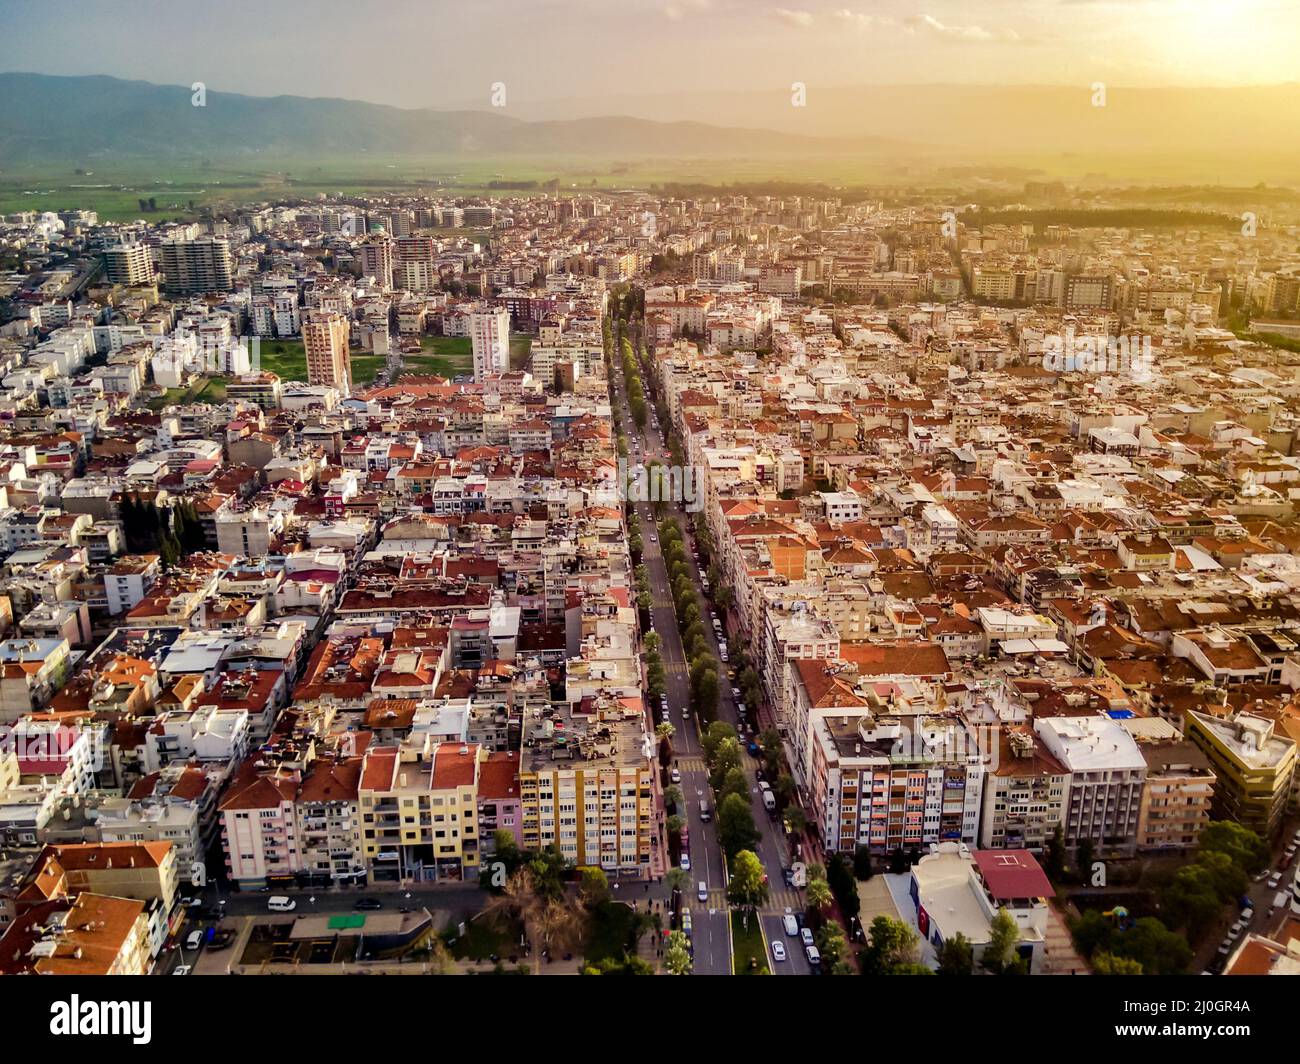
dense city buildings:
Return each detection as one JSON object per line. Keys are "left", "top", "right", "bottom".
{"left": 1, "top": 164, "right": 1299, "bottom": 990}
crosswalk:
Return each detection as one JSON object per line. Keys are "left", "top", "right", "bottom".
{"left": 765, "top": 888, "right": 805, "bottom": 912}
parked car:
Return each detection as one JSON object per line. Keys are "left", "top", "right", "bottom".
{"left": 184, "top": 929, "right": 205, "bottom": 951}
{"left": 353, "top": 897, "right": 383, "bottom": 911}
{"left": 172, "top": 965, "right": 192, "bottom": 976}
{"left": 208, "top": 929, "right": 235, "bottom": 951}
{"left": 782, "top": 911, "right": 798, "bottom": 936}
{"left": 805, "top": 945, "right": 821, "bottom": 967}
{"left": 771, "top": 941, "right": 786, "bottom": 962}
{"left": 680, "top": 854, "right": 691, "bottom": 871}
{"left": 800, "top": 927, "right": 815, "bottom": 948}
{"left": 670, "top": 767, "right": 681, "bottom": 784}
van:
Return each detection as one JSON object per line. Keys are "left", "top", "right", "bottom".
{"left": 267, "top": 895, "right": 297, "bottom": 912}
{"left": 184, "top": 929, "right": 204, "bottom": 951}
{"left": 699, "top": 798, "right": 711, "bottom": 822}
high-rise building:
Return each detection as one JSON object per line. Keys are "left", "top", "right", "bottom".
{"left": 303, "top": 310, "right": 352, "bottom": 393}
{"left": 158, "top": 236, "right": 234, "bottom": 294}
{"left": 102, "top": 242, "right": 154, "bottom": 286}
{"left": 470, "top": 304, "right": 510, "bottom": 380}
{"left": 357, "top": 235, "right": 394, "bottom": 289}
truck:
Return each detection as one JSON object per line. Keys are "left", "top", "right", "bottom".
{"left": 760, "top": 782, "right": 776, "bottom": 812}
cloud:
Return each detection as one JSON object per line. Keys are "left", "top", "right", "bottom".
{"left": 834, "top": 9, "right": 901, "bottom": 30}
{"left": 772, "top": 7, "right": 815, "bottom": 28}
{"left": 663, "top": 0, "right": 710, "bottom": 21}
{"left": 904, "top": 13, "right": 1022, "bottom": 42}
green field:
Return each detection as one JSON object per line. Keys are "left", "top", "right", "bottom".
{"left": 255, "top": 339, "right": 307, "bottom": 380}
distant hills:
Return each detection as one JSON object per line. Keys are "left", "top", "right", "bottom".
{"left": 0, "top": 72, "right": 902, "bottom": 165}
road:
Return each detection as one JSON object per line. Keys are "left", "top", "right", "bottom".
{"left": 613, "top": 324, "right": 809, "bottom": 975}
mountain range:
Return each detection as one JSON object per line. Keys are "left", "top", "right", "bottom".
{"left": 0, "top": 72, "right": 900, "bottom": 165}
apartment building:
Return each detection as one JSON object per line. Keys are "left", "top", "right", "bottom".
{"left": 1185, "top": 710, "right": 1297, "bottom": 839}
{"left": 810, "top": 710, "right": 986, "bottom": 855}
{"left": 158, "top": 236, "right": 233, "bottom": 295}
{"left": 303, "top": 310, "right": 352, "bottom": 393}
{"left": 359, "top": 740, "right": 483, "bottom": 883}
{"left": 519, "top": 697, "right": 658, "bottom": 875}
{"left": 470, "top": 304, "right": 510, "bottom": 381}
{"left": 1034, "top": 715, "right": 1147, "bottom": 857}
{"left": 979, "top": 729, "right": 1069, "bottom": 853}
{"left": 102, "top": 242, "right": 155, "bottom": 286}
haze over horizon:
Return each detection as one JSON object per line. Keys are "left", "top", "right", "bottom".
{"left": 1, "top": 0, "right": 1298, "bottom": 117}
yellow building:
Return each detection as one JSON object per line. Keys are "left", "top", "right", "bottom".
{"left": 359, "top": 738, "right": 482, "bottom": 883}
{"left": 1186, "top": 710, "right": 1297, "bottom": 839}
{"left": 519, "top": 697, "right": 658, "bottom": 876}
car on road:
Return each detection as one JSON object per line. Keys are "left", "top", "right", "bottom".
{"left": 661, "top": 708, "right": 670, "bottom": 722}
{"left": 267, "top": 896, "right": 296, "bottom": 912}
{"left": 670, "top": 767, "right": 681, "bottom": 784}
{"left": 353, "top": 897, "right": 383, "bottom": 911}
{"left": 800, "top": 927, "right": 815, "bottom": 948}
{"left": 782, "top": 911, "right": 798, "bottom": 936}
{"left": 173, "top": 965, "right": 192, "bottom": 976}
{"left": 782, "top": 867, "right": 795, "bottom": 886}
{"left": 698, "top": 798, "right": 711, "bottom": 822}
{"left": 731, "top": 687, "right": 742, "bottom": 699}
{"left": 180, "top": 896, "right": 201, "bottom": 908}
{"left": 184, "top": 929, "right": 205, "bottom": 951}
{"left": 680, "top": 854, "right": 691, "bottom": 871}
{"left": 805, "top": 945, "right": 821, "bottom": 967}
{"left": 208, "top": 929, "right": 235, "bottom": 951}
{"left": 771, "top": 941, "right": 786, "bottom": 962}
{"left": 698, "top": 881, "right": 708, "bottom": 902}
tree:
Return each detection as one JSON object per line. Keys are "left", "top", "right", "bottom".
{"left": 816, "top": 922, "right": 848, "bottom": 967}
{"left": 937, "top": 932, "right": 974, "bottom": 975}
{"left": 982, "top": 908, "right": 1022, "bottom": 975}
{"left": 826, "top": 853, "right": 860, "bottom": 919}
{"left": 805, "top": 876, "right": 833, "bottom": 917}
{"left": 664, "top": 930, "right": 693, "bottom": 975}
{"left": 727, "top": 850, "right": 769, "bottom": 922}
{"left": 663, "top": 867, "right": 691, "bottom": 898}
{"left": 716, "top": 792, "right": 759, "bottom": 858}
{"left": 578, "top": 867, "right": 611, "bottom": 908}
{"left": 1045, "top": 823, "right": 1067, "bottom": 882}
{"left": 1198, "top": 821, "right": 1269, "bottom": 875}
{"left": 861, "top": 915, "right": 923, "bottom": 975}
{"left": 1092, "top": 951, "right": 1144, "bottom": 975}
{"left": 852, "top": 844, "right": 874, "bottom": 882}
{"left": 1075, "top": 838, "right": 1096, "bottom": 884}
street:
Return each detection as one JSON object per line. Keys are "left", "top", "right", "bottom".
{"left": 614, "top": 330, "right": 809, "bottom": 975}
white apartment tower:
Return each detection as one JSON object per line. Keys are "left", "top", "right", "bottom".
{"left": 470, "top": 304, "right": 510, "bottom": 381}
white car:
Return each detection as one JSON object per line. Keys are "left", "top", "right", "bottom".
{"left": 680, "top": 854, "right": 691, "bottom": 871}
{"left": 771, "top": 941, "right": 786, "bottom": 962}
{"left": 782, "top": 911, "right": 799, "bottom": 936}
{"left": 800, "top": 927, "right": 814, "bottom": 948}
{"left": 670, "top": 767, "right": 681, "bottom": 783}
{"left": 698, "top": 881, "right": 708, "bottom": 902}
{"left": 172, "top": 965, "right": 193, "bottom": 976}
{"left": 661, "top": 708, "right": 670, "bottom": 722}
{"left": 1269, "top": 873, "right": 1283, "bottom": 889}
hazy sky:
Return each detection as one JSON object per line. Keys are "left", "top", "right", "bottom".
{"left": 1, "top": 0, "right": 1296, "bottom": 108}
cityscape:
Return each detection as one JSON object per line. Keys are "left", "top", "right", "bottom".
{"left": 0, "top": 1, "right": 1296, "bottom": 1025}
